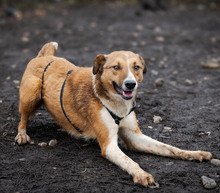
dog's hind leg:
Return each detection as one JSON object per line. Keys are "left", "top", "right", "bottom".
{"left": 15, "top": 76, "right": 42, "bottom": 144}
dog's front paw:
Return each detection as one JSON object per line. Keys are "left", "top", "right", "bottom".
{"left": 193, "top": 151, "right": 212, "bottom": 162}
{"left": 15, "top": 130, "right": 31, "bottom": 145}
{"left": 183, "top": 150, "right": 212, "bottom": 161}
{"left": 133, "top": 171, "right": 155, "bottom": 187}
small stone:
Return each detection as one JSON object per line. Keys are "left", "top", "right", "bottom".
{"left": 30, "top": 140, "right": 35, "bottom": 145}
{"left": 172, "top": 70, "right": 178, "bottom": 75}
{"left": 3, "top": 132, "right": 7, "bottom": 136}
{"left": 201, "top": 176, "right": 217, "bottom": 189}
{"left": 136, "top": 24, "right": 144, "bottom": 31}
{"left": 38, "top": 142, "right": 47, "bottom": 147}
{"left": 0, "top": 100, "right": 2, "bottom": 104}
{"left": 155, "top": 36, "right": 165, "bottom": 42}
{"left": 13, "top": 80, "right": 20, "bottom": 84}
{"left": 6, "top": 76, "right": 11, "bottom": 81}
{"left": 132, "top": 32, "right": 139, "bottom": 38}
{"left": 164, "top": 127, "right": 172, "bottom": 131}
{"left": 107, "top": 26, "right": 114, "bottom": 31}
{"left": 201, "top": 59, "right": 219, "bottom": 69}
{"left": 153, "top": 116, "right": 162, "bottom": 124}
{"left": 90, "top": 21, "right": 97, "bottom": 28}
{"left": 154, "top": 27, "right": 161, "bottom": 33}
{"left": 151, "top": 57, "right": 156, "bottom": 62}
{"left": 140, "top": 41, "right": 147, "bottom": 46}
{"left": 19, "top": 158, "right": 26, "bottom": 161}
{"left": 155, "top": 78, "right": 164, "bottom": 87}
{"left": 148, "top": 126, "right": 153, "bottom": 129}
{"left": 170, "top": 81, "right": 177, "bottom": 86}
{"left": 49, "top": 139, "right": 58, "bottom": 146}
{"left": 185, "top": 79, "right": 193, "bottom": 85}
{"left": 21, "top": 36, "right": 30, "bottom": 43}
{"left": 210, "top": 37, "right": 216, "bottom": 43}
{"left": 151, "top": 70, "right": 158, "bottom": 76}
{"left": 210, "top": 159, "right": 220, "bottom": 166}
{"left": 11, "top": 64, "right": 16, "bottom": 69}
{"left": 131, "top": 42, "right": 138, "bottom": 47}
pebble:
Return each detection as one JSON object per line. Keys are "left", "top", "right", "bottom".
{"left": 210, "top": 37, "right": 216, "bottom": 43}
{"left": 201, "top": 59, "right": 219, "bottom": 69}
{"left": 38, "top": 142, "right": 47, "bottom": 147}
{"left": 148, "top": 126, "right": 153, "bottom": 129}
{"left": 11, "top": 64, "right": 16, "bottom": 69}
{"left": 185, "top": 79, "right": 193, "bottom": 85}
{"left": 201, "top": 176, "right": 217, "bottom": 189}
{"left": 151, "top": 70, "right": 159, "bottom": 76}
{"left": 210, "top": 159, "right": 220, "bottom": 166}
{"left": 154, "top": 26, "right": 161, "bottom": 33}
{"left": 21, "top": 36, "right": 30, "bottom": 43}
{"left": 13, "top": 80, "right": 20, "bottom": 84}
{"left": 6, "top": 76, "right": 11, "bottom": 81}
{"left": 153, "top": 116, "right": 162, "bottom": 124}
{"left": 90, "top": 21, "right": 97, "bottom": 28}
{"left": 140, "top": 41, "right": 147, "bottom": 46}
{"left": 164, "top": 127, "right": 172, "bottom": 131}
{"left": 155, "top": 78, "right": 164, "bottom": 87}
{"left": 0, "top": 100, "right": 2, "bottom": 104}
{"left": 155, "top": 36, "right": 165, "bottom": 42}
{"left": 30, "top": 140, "right": 35, "bottom": 145}
{"left": 136, "top": 24, "right": 144, "bottom": 31}
{"left": 49, "top": 139, "right": 58, "bottom": 146}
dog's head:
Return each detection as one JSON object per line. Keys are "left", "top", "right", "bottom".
{"left": 93, "top": 51, "right": 146, "bottom": 100}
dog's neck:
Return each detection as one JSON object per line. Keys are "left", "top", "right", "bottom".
{"left": 92, "top": 73, "right": 136, "bottom": 117}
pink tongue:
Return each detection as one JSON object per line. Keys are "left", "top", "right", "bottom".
{"left": 123, "top": 91, "right": 133, "bottom": 97}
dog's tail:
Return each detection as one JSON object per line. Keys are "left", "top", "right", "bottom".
{"left": 36, "top": 42, "right": 58, "bottom": 57}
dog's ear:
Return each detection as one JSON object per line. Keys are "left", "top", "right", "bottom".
{"left": 138, "top": 54, "right": 147, "bottom": 74}
{"left": 93, "top": 54, "right": 106, "bottom": 75}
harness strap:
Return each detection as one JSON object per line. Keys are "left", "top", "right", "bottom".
{"left": 105, "top": 101, "right": 136, "bottom": 125}
{"left": 60, "top": 70, "right": 82, "bottom": 134}
{"left": 41, "top": 60, "right": 54, "bottom": 97}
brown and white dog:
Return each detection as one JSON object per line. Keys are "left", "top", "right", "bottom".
{"left": 16, "top": 42, "right": 212, "bottom": 187}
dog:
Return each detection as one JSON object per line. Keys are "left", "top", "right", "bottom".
{"left": 15, "top": 42, "right": 212, "bottom": 187}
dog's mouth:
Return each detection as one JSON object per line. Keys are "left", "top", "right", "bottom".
{"left": 113, "top": 82, "right": 133, "bottom": 100}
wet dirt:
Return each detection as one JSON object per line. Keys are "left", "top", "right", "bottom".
{"left": 0, "top": 3, "right": 220, "bottom": 193}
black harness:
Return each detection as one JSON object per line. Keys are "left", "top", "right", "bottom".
{"left": 60, "top": 70, "right": 82, "bottom": 134}
{"left": 41, "top": 61, "right": 136, "bottom": 133}
{"left": 41, "top": 61, "right": 82, "bottom": 134}
{"left": 105, "top": 102, "right": 136, "bottom": 125}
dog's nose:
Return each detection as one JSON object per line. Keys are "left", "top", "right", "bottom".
{"left": 125, "top": 80, "right": 136, "bottom": 90}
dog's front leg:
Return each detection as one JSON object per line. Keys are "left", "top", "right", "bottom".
{"left": 119, "top": 113, "right": 212, "bottom": 161}
{"left": 95, "top": 108, "right": 155, "bottom": 187}
{"left": 104, "top": 138, "right": 155, "bottom": 187}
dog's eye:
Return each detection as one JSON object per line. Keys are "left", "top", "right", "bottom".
{"left": 113, "top": 65, "right": 120, "bottom": 71}
{"left": 134, "top": 65, "right": 140, "bottom": 71}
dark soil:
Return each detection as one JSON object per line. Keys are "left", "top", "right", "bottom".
{"left": 0, "top": 3, "right": 220, "bottom": 193}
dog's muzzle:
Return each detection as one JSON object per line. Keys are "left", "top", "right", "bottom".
{"left": 113, "top": 80, "right": 137, "bottom": 100}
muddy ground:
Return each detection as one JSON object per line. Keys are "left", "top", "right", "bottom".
{"left": 0, "top": 2, "right": 220, "bottom": 193}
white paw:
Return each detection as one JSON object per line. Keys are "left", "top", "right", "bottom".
{"left": 194, "top": 151, "right": 212, "bottom": 162}
{"left": 133, "top": 171, "right": 155, "bottom": 187}
{"left": 15, "top": 130, "right": 31, "bottom": 145}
